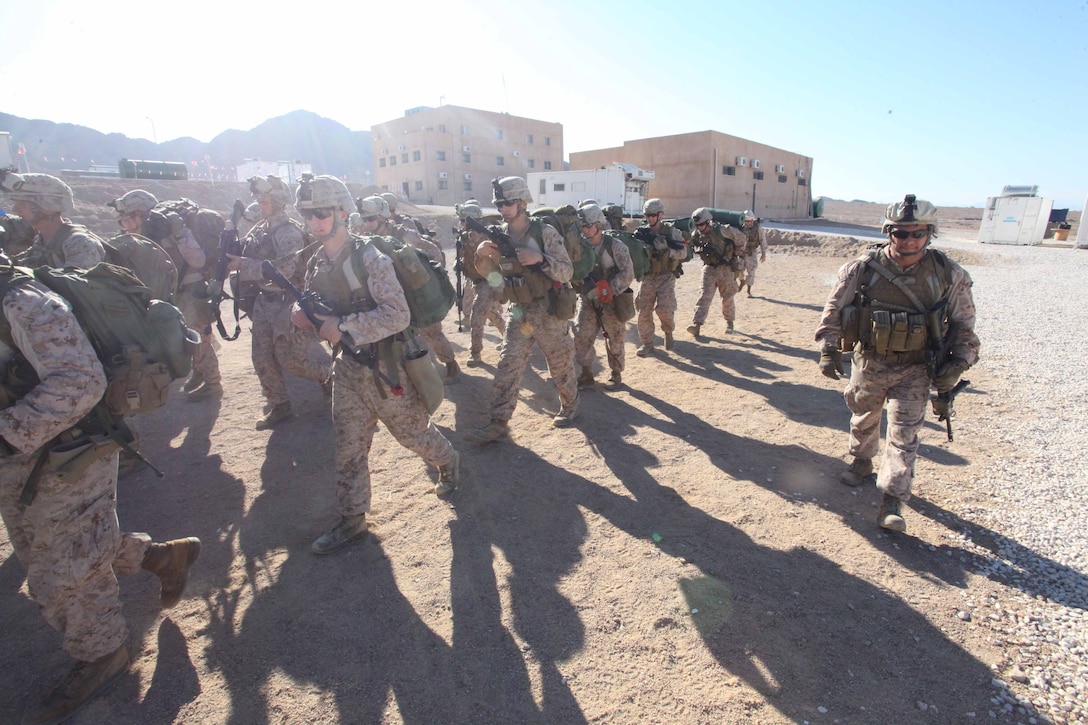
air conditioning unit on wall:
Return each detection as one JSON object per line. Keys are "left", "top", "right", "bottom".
{"left": 775, "top": 164, "right": 786, "bottom": 173}
{"left": 397, "top": 145, "right": 405, "bottom": 152}
{"left": 736, "top": 156, "right": 748, "bottom": 167}
{"left": 512, "top": 150, "right": 520, "bottom": 157}
{"left": 752, "top": 160, "right": 761, "bottom": 169}
{"left": 462, "top": 145, "right": 471, "bottom": 152}
{"left": 438, "top": 172, "right": 448, "bottom": 179}
{"left": 796, "top": 169, "right": 805, "bottom": 178}
{"left": 464, "top": 173, "right": 472, "bottom": 180}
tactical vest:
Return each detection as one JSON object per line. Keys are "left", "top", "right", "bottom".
{"left": 641, "top": 221, "right": 683, "bottom": 275}
{"left": 39, "top": 223, "right": 83, "bottom": 267}
{"left": 0, "top": 272, "right": 42, "bottom": 410}
{"left": 494, "top": 219, "right": 553, "bottom": 305}
{"left": 743, "top": 225, "right": 762, "bottom": 254}
{"left": 843, "top": 246, "right": 953, "bottom": 363}
{"left": 245, "top": 218, "right": 309, "bottom": 291}
{"left": 458, "top": 231, "right": 486, "bottom": 282}
{"left": 304, "top": 242, "right": 370, "bottom": 318}
{"left": 693, "top": 225, "right": 734, "bottom": 267}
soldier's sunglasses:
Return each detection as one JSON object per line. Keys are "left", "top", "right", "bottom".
{"left": 300, "top": 207, "right": 334, "bottom": 220}
{"left": 890, "top": 229, "right": 929, "bottom": 240}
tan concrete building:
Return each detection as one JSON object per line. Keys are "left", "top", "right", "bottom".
{"left": 570, "top": 130, "right": 814, "bottom": 220}
{"left": 371, "top": 105, "right": 564, "bottom": 206}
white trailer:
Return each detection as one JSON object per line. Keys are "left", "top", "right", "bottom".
{"left": 0, "top": 132, "right": 14, "bottom": 169}
{"left": 978, "top": 185, "right": 1052, "bottom": 245}
{"left": 235, "top": 159, "right": 312, "bottom": 185}
{"left": 528, "top": 163, "right": 653, "bottom": 216}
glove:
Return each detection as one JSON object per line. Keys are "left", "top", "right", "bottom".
{"left": 931, "top": 395, "right": 951, "bottom": 420}
{"left": 819, "top": 347, "right": 844, "bottom": 380}
{"left": 933, "top": 357, "right": 969, "bottom": 391}
{"left": 585, "top": 287, "right": 599, "bottom": 301}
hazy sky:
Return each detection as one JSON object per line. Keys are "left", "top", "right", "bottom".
{"left": 3, "top": 0, "right": 1085, "bottom": 207}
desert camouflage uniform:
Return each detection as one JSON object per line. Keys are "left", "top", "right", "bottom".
{"left": 815, "top": 245, "right": 980, "bottom": 501}
{"left": 239, "top": 211, "right": 330, "bottom": 407}
{"left": 575, "top": 234, "right": 635, "bottom": 376}
{"left": 143, "top": 213, "right": 222, "bottom": 387}
{"left": 461, "top": 228, "right": 506, "bottom": 357}
{"left": 486, "top": 221, "right": 578, "bottom": 422}
{"left": 305, "top": 241, "right": 455, "bottom": 516}
{"left": 0, "top": 277, "right": 152, "bottom": 662}
{"left": 691, "top": 223, "right": 744, "bottom": 326}
{"left": 377, "top": 220, "right": 457, "bottom": 366}
{"left": 741, "top": 221, "right": 767, "bottom": 287}
{"left": 16, "top": 222, "right": 106, "bottom": 269}
{"left": 635, "top": 221, "right": 687, "bottom": 347}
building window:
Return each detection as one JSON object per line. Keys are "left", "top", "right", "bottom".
{"left": 553, "top": 183, "right": 565, "bottom": 192}
{"left": 379, "top": 158, "right": 387, "bottom": 168}
{"left": 753, "top": 171, "right": 764, "bottom": 181}
{"left": 539, "top": 179, "right": 546, "bottom": 195}
{"left": 463, "top": 181, "right": 472, "bottom": 191}
{"left": 415, "top": 181, "right": 423, "bottom": 191}
{"left": 544, "top": 137, "right": 551, "bottom": 146}
{"left": 496, "top": 129, "right": 503, "bottom": 140}
{"left": 390, "top": 157, "right": 396, "bottom": 166}
{"left": 438, "top": 180, "right": 448, "bottom": 190}
{"left": 526, "top": 133, "right": 534, "bottom": 143}
{"left": 798, "top": 178, "right": 808, "bottom": 186}
{"left": 438, "top": 124, "right": 446, "bottom": 133}
{"left": 544, "top": 161, "right": 552, "bottom": 170}
{"left": 401, "top": 153, "right": 409, "bottom": 164}
{"left": 723, "top": 165, "right": 736, "bottom": 176}
{"left": 412, "top": 150, "right": 421, "bottom": 162}
{"left": 460, "top": 125, "right": 469, "bottom": 135}
{"left": 778, "top": 174, "right": 788, "bottom": 183}
{"left": 496, "top": 156, "right": 504, "bottom": 166}
{"left": 462, "top": 153, "right": 471, "bottom": 163}
{"left": 436, "top": 150, "right": 446, "bottom": 161}
{"left": 527, "top": 159, "right": 535, "bottom": 169}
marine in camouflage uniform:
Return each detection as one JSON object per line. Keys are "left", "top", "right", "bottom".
{"left": 573, "top": 204, "right": 635, "bottom": 390}
{"left": 471, "top": 177, "right": 579, "bottom": 442}
{"left": 0, "top": 253, "right": 200, "bottom": 724}
{"left": 357, "top": 195, "right": 460, "bottom": 382}
{"left": 292, "top": 176, "right": 460, "bottom": 555}
{"left": 0, "top": 213, "right": 36, "bottom": 258}
{"left": 634, "top": 198, "right": 688, "bottom": 356}
{"left": 3, "top": 173, "right": 106, "bottom": 269}
{"left": 108, "top": 189, "right": 223, "bottom": 398}
{"left": 815, "top": 195, "right": 980, "bottom": 532}
{"left": 739, "top": 214, "right": 767, "bottom": 296}
{"left": 455, "top": 202, "right": 505, "bottom": 367}
{"left": 230, "top": 175, "right": 332, "bottom": 429}
{"left": 686, "top": 207, "right": 745, "bottom": 338}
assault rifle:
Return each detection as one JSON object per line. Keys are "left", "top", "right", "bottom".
{"left": 260, "top": 260, "right": 403, "bottom": 395}
{"left": 634, "top": 224, "right": 686, "bottom": 251}
{"left": 463, "top": 215, "right": 541, "bottom": 286}
{"left": 205, "top": 199, "right": 246, "bottom": 341}
{"left": 932, "top": 378, "right": 970, "bottom": 442}
{"left": 452, "top": 225, "right": 464, "bottom": 332}
{"left": 924, "top": 300, "right": 951, "bottom": 380}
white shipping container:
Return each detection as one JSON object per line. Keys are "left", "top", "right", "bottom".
{"left": 527, "top": 163, "right": 654, "bottom": 217}
{"left": 978, "top": 193, "right": 1052, "bottom": 245}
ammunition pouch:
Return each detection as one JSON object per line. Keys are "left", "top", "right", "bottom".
{"left": 610, "top": 289, "right": 636, "bottom": 322}
{"left": 403, "top": 346, "right": 444, "bottom": 415}
{"left": 43, "top": 433, "right": 122, "bottom": 483}
{"left": 547, "top": 283, "right": 578, "bottom": 320}
{"left": 866, "top": 310, "right": 929, "bottom": 362}
{"left": 839, "top": 305, "right": 860, "bottom": 351}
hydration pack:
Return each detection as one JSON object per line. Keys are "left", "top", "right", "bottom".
{"left": 352, "top": 235, "right": 456, "bottom": 329}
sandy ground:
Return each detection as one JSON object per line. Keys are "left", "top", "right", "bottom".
{"left": 0, "top": 181, "right": 1075, "bottom": 723}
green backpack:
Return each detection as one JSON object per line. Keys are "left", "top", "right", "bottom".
{"left": 103, "top": 232, "right": 179, "bottom": 303}
{"left": 530, "top": 206, "right": 597, "bottom": 283}
{"left": 11, "top": 263, "right": 198, "bottom": 416}
{"left": 603, "top": 229, "right": 651, "bottom": 281}
{"left": 351, "top": 235, "right": 456, "bottom": 329}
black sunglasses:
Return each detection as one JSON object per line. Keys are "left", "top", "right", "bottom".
{"left": 495, "top": 199, "right": 519, "bottom": 208}
{"left": 890, "top": 229, "right": 928, "bottom": 240}
{"left": 361, "top": 214, "right": 379, "bottom": 223}
{"left": 300, "top": 207, "right": 334, "bottom": 220}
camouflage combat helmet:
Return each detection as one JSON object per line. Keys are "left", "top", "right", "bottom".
{"left": 249, "top": 174, "right": 293, "bottom": 205}
{"left": 492, "top": 176, "right": 532, "bottom": 204}
{"left": 0, "top": 172, "right": 75, "bottom": 215}
{"left": 356, "top": 195, "right": 392, "bottom": 219}
{"left": 243, "top": 201, "right": 262, "bottom": 223}
{"left": 577, "top": 203, "right": 607, "bottom": 229}
{"left": 455, "top": 202, "right": 483, "bottom": 220}
{"left": 691, "top": 207, "right": 714, "bottom": 226}
{"left": 348, "top": 212, "right": 363, "bottom": 233}
{"left": 295, "top": 174, "right": 354, "bottom": 214}
{"left": 108, "top": 189, "right": 158, "bottom": 216}
{"left": 379, "top": 192, "right": 399, "bottom": 211}
{"left": 643, "top": 198, "right": 665, "bottom": 216}
{"left": 881, "top": 194, "right": 939, "bottom": 237}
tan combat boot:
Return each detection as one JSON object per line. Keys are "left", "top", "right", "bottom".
{"left": 664, "top": 332, "right": 674, "bottom": 350}
{"left": 187, "top": 381, "right": 223, "bottom": 401}
{"left": 839, "top": 457, "right": 874, "bottom": 487}
{"left": 577, "top": 369, "right": 595, "bottom": 389}
{"left": 605, "top": 371, "right": 623, "bottom": 391}
{"left": 182, "top": 374, "right": 204, "bottom": 394}
{"left": 311, "top": 514, "right": 368, "bottom": 555}
{"left": 435, "top": 450, "right": 462, "bottom": 498}
{"left": 444, "top": 360, "right": 461, "bottom": 383}
{"left": 470, "top": 419, "right": 510, "bottom": 443}
{"left": 23, "top": 645, "right": 130, "bottom": 725}
{"left": 878, "top": 494, "right": 907, "bottom": 532}
{"left": 635, "top": 343, "right": 655, "bottom": 357}
{"left": 726, "top": 321, "right": 735, "bottom": 334}
{"left": 255, "top": 401, "right": 292, "bottom": 430}
{"left": 465, "top": 351, "right": 483, "bottom": 368}
{"left": 553, "top": 402, "right": 580, "bottom": 428}
{"left": 686, "top": 323, "right": 701, "bottom": 338}
{"left": 141, "top": 537, "right": 202, "bottom": 608}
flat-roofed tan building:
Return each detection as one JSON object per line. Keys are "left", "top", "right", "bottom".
{"left": 371, "top": 105, "right": 564, "bottom": 207}
{"left": 570, "top": 130, "right": 813, "bottom": 219}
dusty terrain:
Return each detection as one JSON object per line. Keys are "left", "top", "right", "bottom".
{"left": 0, "top": 179, "right": 1076, "bottom": 723}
